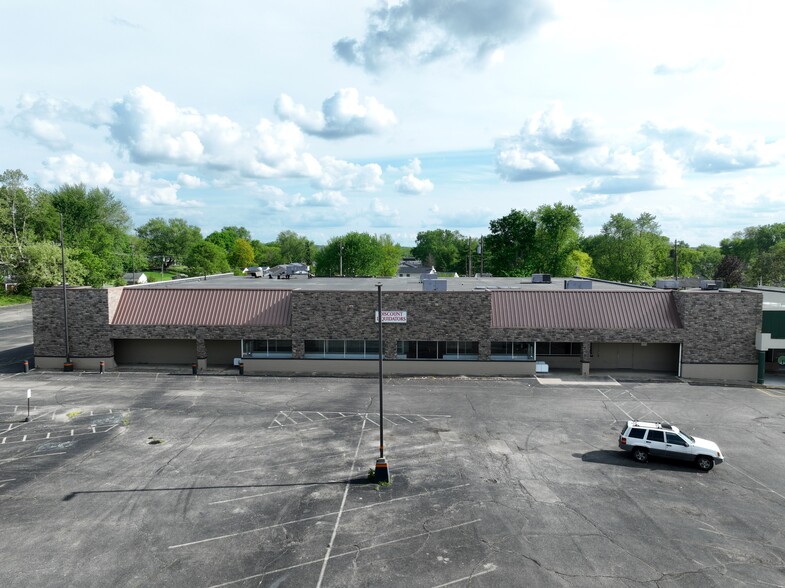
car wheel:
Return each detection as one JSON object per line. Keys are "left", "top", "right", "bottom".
{"left": 695, "top": 455, "right": 714, "bottom": 472}
{"left": 632, "top": 447, "right": 648, "bottom": 463}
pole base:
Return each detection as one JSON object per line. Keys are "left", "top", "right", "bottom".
{"left": 374, "top": 458, "right": 390, "bottom": 483}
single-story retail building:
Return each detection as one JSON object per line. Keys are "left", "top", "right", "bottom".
{"left": 32, "top": 275, "right": 763, "bottom": 381}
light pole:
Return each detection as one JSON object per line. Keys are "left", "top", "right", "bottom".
{"left": 59, "top": 213, "right": 72, "bottom": 371}
{"left": 374, "top": 283, "right": 390, "bottom": 483}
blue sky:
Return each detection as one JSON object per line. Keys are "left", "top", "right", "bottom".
{"left": 2, "top": 0, "right": 784, "bottom": 246}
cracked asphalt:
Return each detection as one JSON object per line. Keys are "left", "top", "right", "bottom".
{"left": 0, "top": 367, "right": 784, "bottom": 587}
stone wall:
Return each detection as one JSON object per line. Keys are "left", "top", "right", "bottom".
{"left": 32, "top": 287, "right": 113, "bottom": 358}
{"left": 674, "top": 290, "right": 760, "bottom": 365}
{"left": 291, "top": 290, "right": 491, "bottom": 359}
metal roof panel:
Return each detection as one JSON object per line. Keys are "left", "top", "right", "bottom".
{"left": 491, "top": 291, "right": 682, "bottom": 330}
{"left": 111, "top": 289, "right": 292, "bottom": 326}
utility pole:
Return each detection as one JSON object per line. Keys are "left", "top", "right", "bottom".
{"left": 467, "top": 238, "right": 472, "bottom": 277}
{"left": 373, "top": 283, "right": 390, "bottom": 483}
{"left": 59, "top": 213, "right": 72, "bottom": 371}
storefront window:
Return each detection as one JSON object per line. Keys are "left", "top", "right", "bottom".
{"left": 242, "top": 339, "right": 293, "bottom": 358}
{"left": 490, "top": 341, "right": 534, "bottom": 360}
{"left": 304, "top": 340, "right": 380, "bottom": 359}
{"left": 396, "top": 340, "right": 479, "bottom": 360}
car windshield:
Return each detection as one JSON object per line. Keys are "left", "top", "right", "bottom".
{"left": 682, "top": 433, "right": 695, "bottom": 442}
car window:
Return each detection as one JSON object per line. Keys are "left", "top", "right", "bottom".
{"left": 666, "top": 433, "right": 687, "bottom": 446}
{"left": 646, "top": 430, "right": 665, "bottom": 442}
{"left": 628, "top": 428, "right": 646, "bottom": 439}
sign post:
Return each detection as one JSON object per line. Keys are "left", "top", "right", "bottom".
{"left": 25, "top": 389, "right": 31, "bottom": 422}
{"left": 374, "top": 284, "right": 390, "bottom": 483}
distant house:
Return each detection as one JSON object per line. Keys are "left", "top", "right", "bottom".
{"left": 123, "top": 272, "right": 148, "bottom": 285}
{"left": 398, "top": 258, "right": 435, "bottom": 278}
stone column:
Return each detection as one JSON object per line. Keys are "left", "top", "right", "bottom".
{"left": 581, "top": 341, "right": 591, "bottom": 376}
{"left": 196, "top": 338, "right": 207, "bottom": 369}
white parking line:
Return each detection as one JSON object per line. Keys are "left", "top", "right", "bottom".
{"left": 209, "top": 487, "right": 298, "bottom": 505}
{"left": 207, "top": 519, "right": 482, "bottom": 588}
{"left": 431, "top": 564, "right": 497, "bottom": 588}
{"left": 168, "top": 483, "right": 471, "bottom": 550}
{"left": 315, "top": 415, "right": 368, "bottom": 588}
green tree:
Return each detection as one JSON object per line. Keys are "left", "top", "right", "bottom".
{"left": 33, "top": 184, "right": 131, "bottom": 287}
{"left": 484, "top": 209, "right": 537, "bottom": 276}
{"left": 692, "top": 245, "right": 723, "bottom": 279}
{"left": 229, "top": 239, "right": 255, "bottom": 269}
{"left": 136, "top": 217, "right": 203, "bottom": 271}
{"left": 206, "top": 226, "right": 253, "bottom": 254}
{"left": 252, "top": 240, "right": 282, "bottom": 267}
{"left": 533, "top": 202, "right": 582, "bottom": 275}
{"left": 411, "top": 229, "right": 466, "bottom": 273}
{"left": 0, "top": 169, "right": 39, "bottom": 281}
{"left": 16, "top": 242, "right": 87, "bottom": 293}
{"left": 314, "top": 232, "right": 400, "bottom": 276}
{"left": 750, "top": 241, "right": 785, "bottom": 285}
{"left": 583, "top": 213, "right": 664, "bottom": 283}
{"left": 565, "top": 249, "right": 594, "bottom": 277}
{"left": 184, "top": 241, "right": 230, "bottom": 276}
{"left": 277, "top": 230, "right": 314, "bottom": 263}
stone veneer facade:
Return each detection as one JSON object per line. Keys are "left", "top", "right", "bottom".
{"left": 32, "top": 286, "right": 762, "bottom": 381}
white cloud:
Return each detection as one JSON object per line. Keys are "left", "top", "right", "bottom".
{"left": 314, "top": 157, "right": 383, "bottom": 191}
{"left": 275, "top": 89, "right": 397, "bottom": 138}
{"left": 497, "top": 104, "right": 785, "bottom": 198}
{"left": 640, "top": 121, "right": 785, "bottom": 173}
{"left": 306, "top": 190, "right": 349, "bottom": 207}
{"left": 653, "top": 58, "right": 724, "bottom": 76}
{"left": 116, "top": 170, "right": 202, "bottom": 207}
{"left": 177, "top": 173, "right": 206, "bottom": 188}
{"left": 39, "top": 153, "right": 201, "bottom": 208}
{"left": 9, "top": 94, "right": 110, "bottom": 151}
{"left": 395, "top": 173, "right": 434, "bottom": 195}
{"left": 334, "top": 0, "right": 553, "bottom": 72}
{"left": 109, "top": 86, "right": 322, "bottom": 179}
{"left": 40, "top": 154, "right": 115, "bottom": 186}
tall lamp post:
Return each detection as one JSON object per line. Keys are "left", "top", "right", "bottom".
{"left": 59, "top": 213, "right": 72, "bottom": 371}
{"left": 374, "top": 283, "right": 390, "bottom": 482}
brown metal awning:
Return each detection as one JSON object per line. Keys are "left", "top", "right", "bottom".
{"left": 491, "top": 291, "right": 682, "bottom": 330}
{"left": 111, "top": 288, "right": 292, "bottom": 326}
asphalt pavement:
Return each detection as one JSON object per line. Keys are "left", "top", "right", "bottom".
{"left": 0, "top": 369, "right": 784, "bottom": 587}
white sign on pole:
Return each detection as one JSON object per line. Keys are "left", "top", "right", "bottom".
{"left": 375, "top": 310, "right": 407, "bottom": 323}
{"left": 27, "top": 389, "right": 31, "bottom": 399}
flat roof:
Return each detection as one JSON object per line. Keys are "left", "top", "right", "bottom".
{"left": 135, "top": 274, "right": 651, "bottom": 293}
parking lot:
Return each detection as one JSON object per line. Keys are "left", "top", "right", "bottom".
{"left": 0, "top": 369, "right": 784, "bottom": 587}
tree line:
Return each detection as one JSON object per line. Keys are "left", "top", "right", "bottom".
{"left": 2, "top": 168, "right": 783, "bottom": 293}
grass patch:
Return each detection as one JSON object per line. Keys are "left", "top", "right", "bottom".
{"left": 146, "top": 437, "right": 165, "bottom": 445}
{"left": 66, "top": 409, "right": 82, "bottom": 419}
{"left": 0, "top": 293, "right": 32, "bottom": 307}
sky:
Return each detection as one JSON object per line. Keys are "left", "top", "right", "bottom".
{"left": 2, "top": 0, "right": 785, "bottom": 247}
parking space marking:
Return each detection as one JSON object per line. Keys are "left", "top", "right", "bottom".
{"left": 597, "top": 388, "right": 668, "bottom": 423}
{"left": 168, "top": 483, "right": 471, "bottom": 550}
{"left": 207, "top": 519, "right": 482, "bottom": 588}
{"left": 208, "top": 487, "right": 298, "bottom": 505}
{"left": 0, "top": 423, "right": 118, "bottom": 445}
{"left": 315, "top": 414, "right": 368, "bottom": 588}
{"left": 727, "top": 463, "right": 785, "bottom": 503}
{"left": 537, "top": 376, "right": 620, "bottom": 386}
{"left": 432, "top": 563, "right": 497, "bottom": 588}
{"left": 269, "top": 410, "right": 451, "bottom": 428}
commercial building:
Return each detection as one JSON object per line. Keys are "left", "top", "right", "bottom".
{"left": 32, "top": 275, "right": 763, "bottom": 381}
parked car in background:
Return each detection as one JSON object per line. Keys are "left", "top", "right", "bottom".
{"left": 618, "top": 420, "right": 724, "bottom": 471}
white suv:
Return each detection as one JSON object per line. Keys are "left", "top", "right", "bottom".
{"left": 618, "top": 421, "right": 724, "bottom": 472}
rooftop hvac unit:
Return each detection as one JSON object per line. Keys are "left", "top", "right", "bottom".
{"left": 700, "top": 280, "right": 721, "bottom": 290}
{"left": 422, "top": 279, "right": 447, "bottom": 291}
{"left": 564, "top": 280, "right": 592, "bottom": 290}
{"left": 655, "top": 279, "right": 680, "bottom": 289}
{"left": 532, "top": 273, "right": 552, "bottom": 284}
